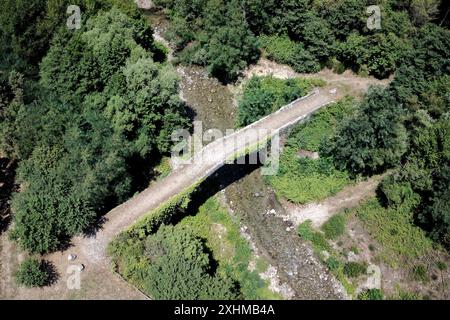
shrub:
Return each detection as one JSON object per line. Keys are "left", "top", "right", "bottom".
{"left": 436, "top": 261, "right": 447, "bottom": 271}
{"left": 15, "top": 258, "right": 48, "bottom": 287}
{"left": 343, "top": 261, "right": 367, "bottom": 278}
{"left": 326, "top": 257, "right": 341, "bottom": 271}
{"left": 297, "top": 220, "right": 331, "bottom": 252}
{"left": 259, "top": 35, "right": 321, "bottom": 73}
{"left": 268, "top": 151, "right": 350, "bottom": 204}
{"left": 355, "top": 198, "right": 433, "bottom": 267}
{"left": 322, "top": 214, "right": 346, "bottom": 239}
{"left": 411, "top": 265, "right": 429, "bottom": 283}
{"left": 237, "top": 76, "right": 318, "bottom": 127}
{"left": 358, "top": 289, "right": 383, "bottom": 300}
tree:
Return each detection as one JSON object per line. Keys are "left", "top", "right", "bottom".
{"left": 15, "top": 258, "right": 49, "bottom": 287}
{"left": 203, "top": 0, "right": 259, "bottom": 82}
{"left": 339, "top": 32, "right": 409, "bottom": 78}
{"left": 324, "top": 87, "right": 408, "bottom": 176}
{"left": 9, "top": 7, "right": 190, "bottom": 254}
{"left": 237, "top": 76, "right": 313, "bottom": 126}
{"left": 378, "top": 120, "right": 450, "bottom": 248}
{"left": 0, "top": 70, "right": 24, "bottom": 158}
{"left": 143, "top": 225, "right": 238, "bottom": 299}
{"left": 409, "top": 0, "right": 440, "bottom": 26}
{"left": 259, "top": 35, "right": 321, "bottom": 73}
{"left": 314, "top": 0, "right": 367, "bottom": 40}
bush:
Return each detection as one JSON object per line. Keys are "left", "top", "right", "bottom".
{"left": 268, "top": 150, "right": 350, "bottom": 204}
{"left": 268, "top": 98, "right": 353, "bottom": 204}
{"left": 343, "top": 261, "right": 367, "bottom": 278}
{"left": 297, "top": 220, "right": 331, "bottom": 252}
{"left": 111, "top": 224, "right": 239, "bottom": 300}
{"left": 324, "top": 87, "right": 408, "bottom": 177}
{"left": 259, "top": 35, "right": 321, "bottom": 73}
{"left": 436, "top": 261, "right": 447, "bottom": 271}
{"left": 358, "top": 289, "right": 383, "bottom": 300}
{"left": 237, "top": 76, "right": 318, "bottom": 127}
{"left": 411, "top": 265, "right": 429, "bottom": 283}
{"left": 322, "top": 214, "right": 346, "bottom": 239}
{"left": 326, "top": 257, "right": 341, "bottom": 271}
{"left": 15, "top": 258, "right": 49, "bottom": 287}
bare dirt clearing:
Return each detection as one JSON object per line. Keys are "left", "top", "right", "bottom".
{"left": 279, "top": 175, "right": 384, "bottom": 228}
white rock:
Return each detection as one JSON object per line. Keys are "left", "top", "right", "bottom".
{"left": 67, "top": 254, "right": 77, "bottom": 261}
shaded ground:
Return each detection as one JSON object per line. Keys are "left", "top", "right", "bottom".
{"left": 0, "top": 230, "right": 147, "bottom": 299}
{"left": 0, "top": 157, "right": 17, "bottom": 234}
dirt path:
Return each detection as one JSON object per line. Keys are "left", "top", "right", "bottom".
{"left": 243, "top": 57, "right": 392, "bottom": 101}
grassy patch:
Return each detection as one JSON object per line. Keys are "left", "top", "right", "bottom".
{"left": 343, "top": 261, "right": 368, "bottom": 278}
{"left": 268, "top": 148, "right": 350, "bottom": 204}
{"left": 411, "top": 265, "right": 430, "bottom": 283}
{"left": 297, "top": 220, "right": 331, "bottom": 252}
{"left": 355, "top": 198, "right": 434, "bottom": 267}
{"left": 358, "top": 288, "right": 383, "bottom": 300}
{"left": 286, "top": 97, "right": 356, "bottom": 152}
{"left": 153, "top": 156, "right": 171, "bottom": 180}
{"left": 322, "top": 214, "right": 346, "bottom": 240}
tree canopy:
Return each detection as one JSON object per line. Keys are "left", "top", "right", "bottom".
{"left": 2, "top": 4, "right": 189, "bottom": 253}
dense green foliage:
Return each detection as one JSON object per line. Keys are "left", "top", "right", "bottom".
{"left": 343, "top": 261, "right": 368, "bottom": 278}
{"left": 154, "top": 0, "right": 443, "bottom": 80}
{"left": 237, "top": 76, "right": 322, "bottom": 127}
{"left": 178, "top": 198, "right": 280, "bottom": 299}
{"left": 0, "top": 0, "right": 140, "bottom": 75}
{"left": 323, "top": 21, "right": 450, "bottom": 248}
{"left": 110, "top": 197, "right": 278, "bottom": 300}
{"left": 155, "top": 0, "right": 259, "bottom": 82}
{"left": 297, "top": 220, "right": 331, "bottom": 252}
{"left": 1, "top": 4, "right": 189, "bottom": 253}
{"left": 15, "top": 258, "right": 49, "bottom": 287}
{"left": 143, "top": 225, "right": 238, "bottom": 299}
{"left": 268, "top": 99, "right": 354, "bottom": 204}
{"left": 355, "top": 198, "right": 434, "bottom": 267}
{"left": 110, "top": 225, "right": 238, "bottom": 299}
{"left": 259, "top": 35, "right": 321, "bottom": 73}
{"left": 323, "top": 87, "right": 408, "bottom": 176}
